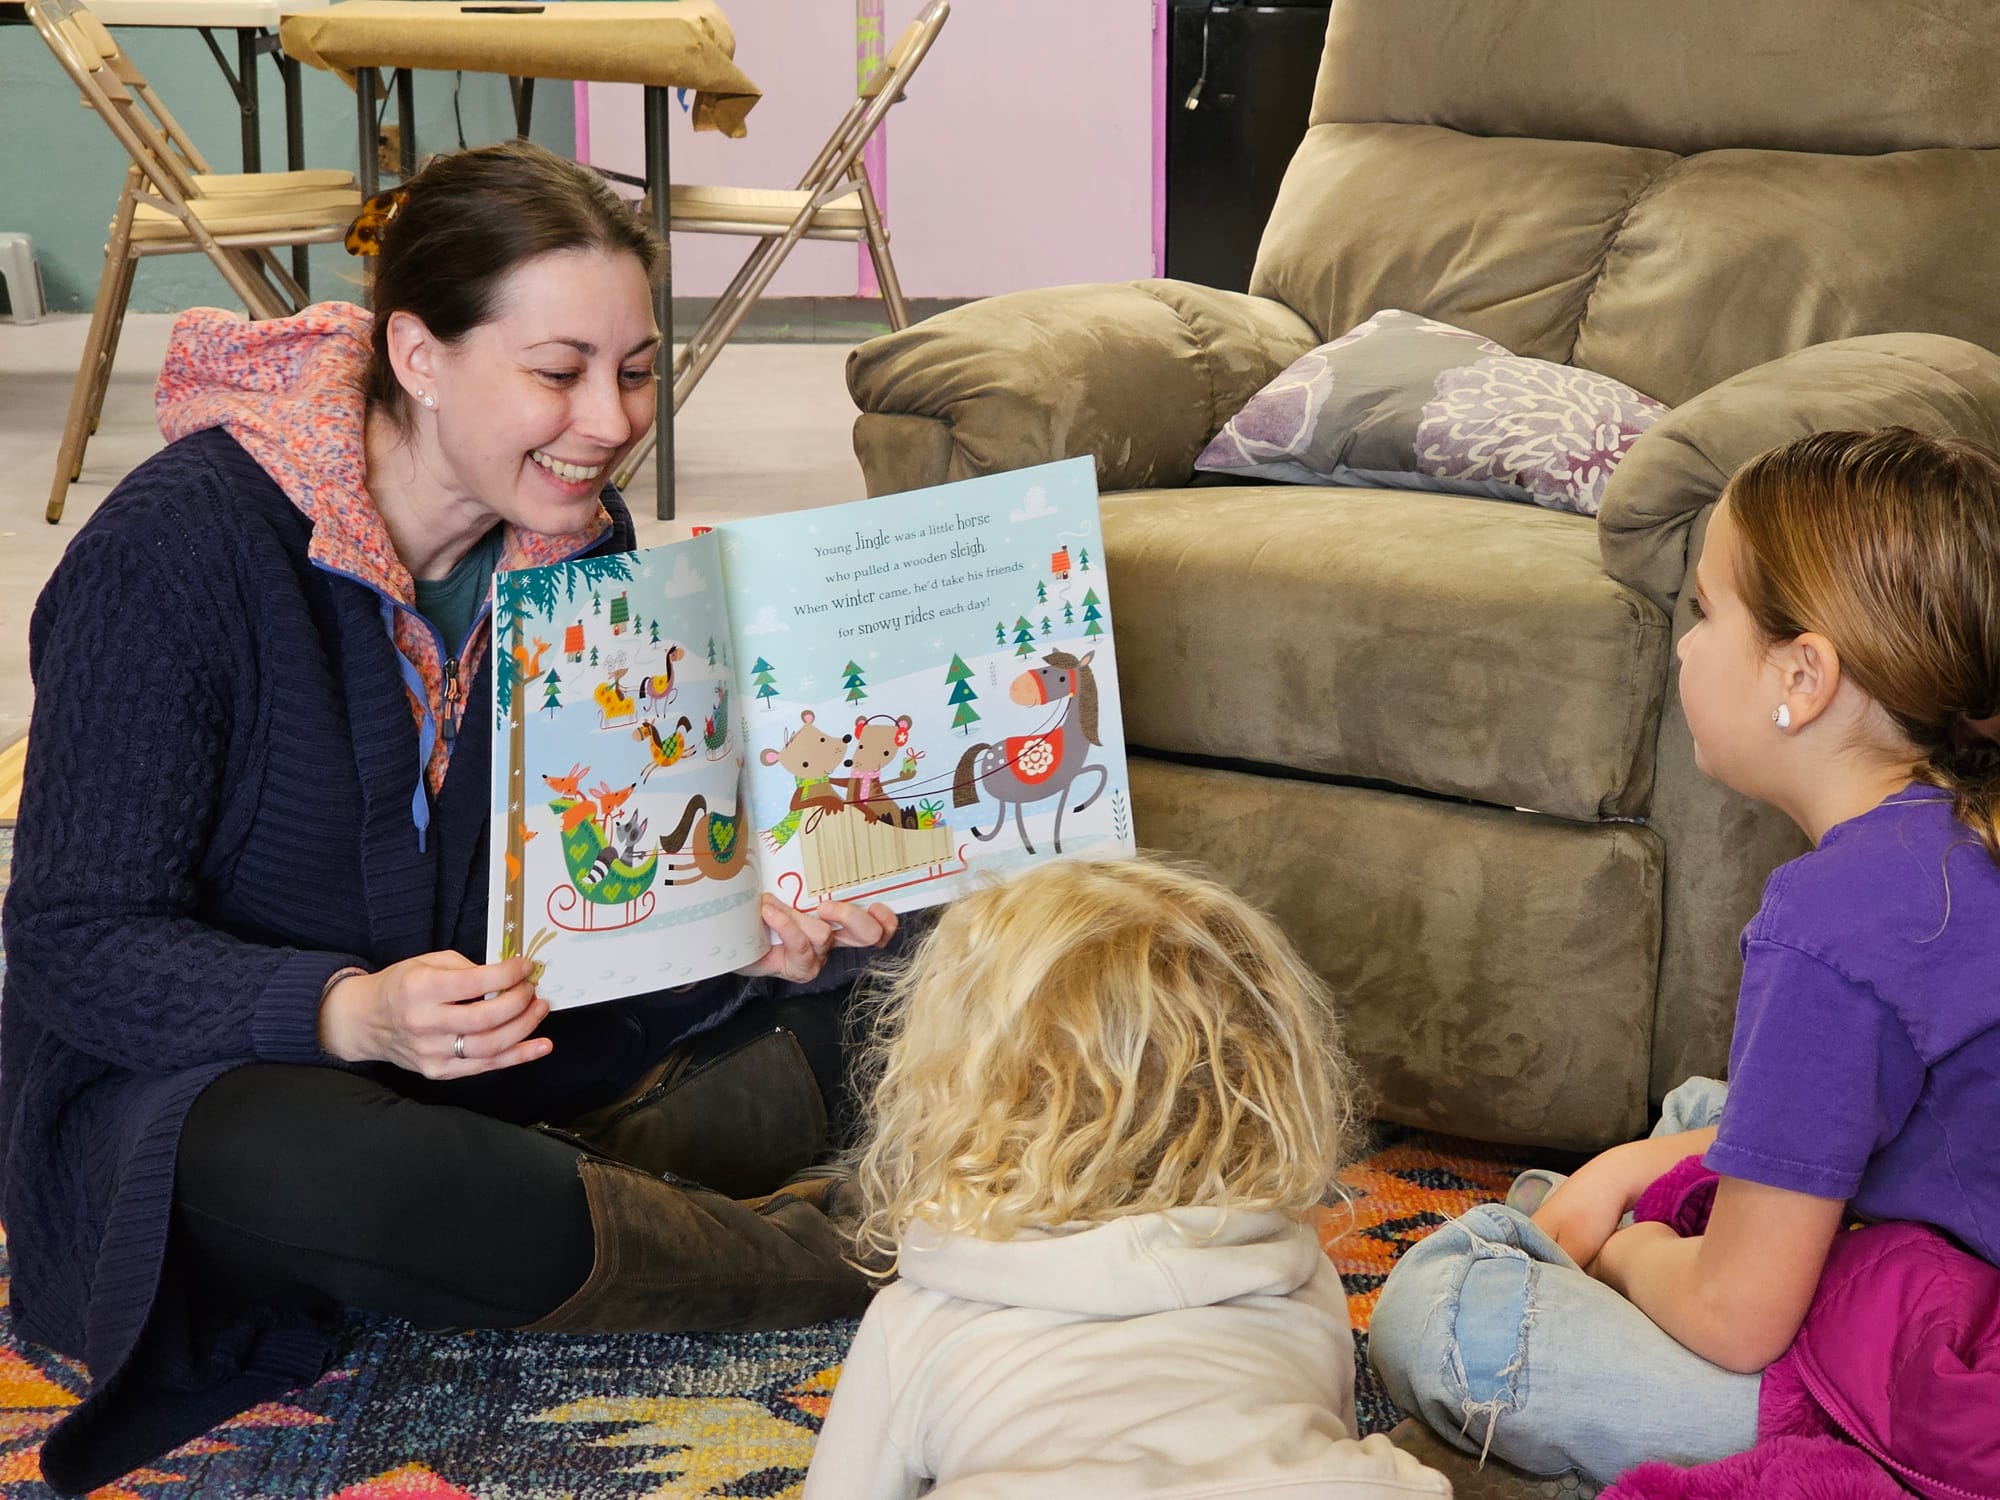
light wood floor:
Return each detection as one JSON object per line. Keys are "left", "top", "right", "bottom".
{"left": 0, "top": 735, "right": 23, "bottom": 824}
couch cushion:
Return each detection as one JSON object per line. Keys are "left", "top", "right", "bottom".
{"left": 1132, "top": 757, "right": 1661, "bottom": 1148}
{"left": 1104, "top": 484, "right": 1671, "bottom": 821}
{"left": 1308, "top": 0, "right": 2000, "bottom": 157}
{"left": 1252, "top": 124, "right": 1676, "bottom": 362}
{"left": 1573, "top": 147, "right": 2000, "bottom": 407}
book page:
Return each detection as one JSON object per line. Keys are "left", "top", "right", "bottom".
{"left": 486, "top": 533, "right": 767, "bottom": 1009}
{"left": 720, "top": 457, "right": 1135, "bottom": 914}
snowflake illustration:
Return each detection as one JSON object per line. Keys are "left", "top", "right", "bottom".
{"left": 1413, "top": 356, "right": 1667, "bottom": 516}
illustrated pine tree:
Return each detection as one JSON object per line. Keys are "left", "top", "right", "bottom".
{"left": 707, "top": 636, "right": 718, "bottom": 667}
{"left": 944, "top": 653, "right": 980, "bottom": 734}
{"left": 1063, "top": 600, "right": 1075, "bottom": 625}
{"left": 540, "top": 666, "right": 562, "bottom": 717}
{"left": 1041, "top": 616, "right": 1052, "bottom": 636}
{"left": 1013, "top": 616, "right": 1036, "bottom": 657}
{"left": 494, "top": 550, "right": 633, "bottom": 959}
{"left": 995, "top": 620, "right": 1006, "bottom": 646}
{"left": 592, "top": 592, "right": 602, "bottom": 615}
{"left": 1082, "top": 588, "right": 1104, "bottom": 639}
{"left": 843, "top": 660, "right": 868, "bottom": 704}
{"left": 752, "top": 656, "right": 780, "bottom": 709}
{"left": 1078, "top": 547, "right": 1091, "bottom": 572}
{"left": 1036, "top": 580, "right": 1047, "bottom": 604}
{"left": 590, "top": 645, "right": 599, "bottom": 667}
{"left": 649, "top": 619, "right": 661, "bottom": 646}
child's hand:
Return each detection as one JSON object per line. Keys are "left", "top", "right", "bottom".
{"left": 737, "top": 896, "right": 899, "bottom": 983}
{"left": 1531, "top": 1176, "right": 1629, "bottom": 1270}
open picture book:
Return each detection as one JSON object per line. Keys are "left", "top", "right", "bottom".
{"left": 485, "top": 457, "right": 1135, "bottom": 1007}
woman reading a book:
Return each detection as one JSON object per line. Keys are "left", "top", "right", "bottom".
{"left": 2, "top": 141, "right": 899, "bottom": 1495}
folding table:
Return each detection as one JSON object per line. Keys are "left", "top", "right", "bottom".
{"left": 280, "top": 0, "right": 762, "bottom": 520}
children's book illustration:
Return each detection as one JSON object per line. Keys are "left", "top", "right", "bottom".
{"left": 487, "top": 457, "right": 1134, "bottom": 1008}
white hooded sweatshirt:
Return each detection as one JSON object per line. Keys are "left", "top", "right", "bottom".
{"left": 802, "top": 1208, "right": 1451, "bottom": 1499}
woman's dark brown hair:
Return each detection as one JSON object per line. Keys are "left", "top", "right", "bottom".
{"left": 363, "top": 139, "right": 663, "bottom": 425}
{"left": 1725, "top": 426, "right": 2000, "bottom": 859}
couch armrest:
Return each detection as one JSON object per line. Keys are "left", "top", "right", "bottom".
{"left": 1599, "top": 333, "right": 2000, "bottom": 613}
{"left": 845, "top": 280, "right": 1321, "bottom": 496}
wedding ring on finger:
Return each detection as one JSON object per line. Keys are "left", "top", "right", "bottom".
{"left": 453, "top": 1033, "right": 466, "bottom": 1060}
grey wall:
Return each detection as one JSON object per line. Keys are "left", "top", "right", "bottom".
{"left": 0, "top": 19, "right": 573, "bottom": 314}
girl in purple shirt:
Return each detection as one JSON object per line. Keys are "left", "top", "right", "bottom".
{"left": 1371, "top": 426, "right": 2000, "bottom": 1482}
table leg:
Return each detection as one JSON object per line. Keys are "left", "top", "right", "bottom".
{"left": 282, "top": 51, "right": 308, "bottom": 294}
{"left": 396, "top": 68, "right": 417, "bottom": 177}
{"left": 237, "top": 27, "right": 261, "bottom": 172}
{"left": 645, "top": 84, "right": 674, "bottom": 521}
{"left": 357, "top": 67, "right": 379, "bottom": 197}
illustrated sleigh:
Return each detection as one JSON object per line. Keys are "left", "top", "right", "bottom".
{"left": 779, "top": 803, "right": 964, "bottom": 907}
{"left": 544, "top": 795, "right": 658, "bottom": 932}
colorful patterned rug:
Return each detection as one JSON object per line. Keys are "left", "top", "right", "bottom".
{"left": 0, "top": 830, "right": 1566, "bottom": 1497}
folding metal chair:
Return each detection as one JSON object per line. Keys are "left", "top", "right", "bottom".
{"left": 28, "top": 0, "right": 362, "bottom": 523}
{"left": 611, "top": 0, "right": 950, "bottom": 491}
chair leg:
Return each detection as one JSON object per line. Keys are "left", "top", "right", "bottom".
{"left": 251, "top": 246, "right": 309, "bottom": 312}
{"left": 208, "top": 244, "right": 288, "bottom": 320}
{"left": 856, "top": 176, "right": 910, "bottom": 330}
{"left": 611, "top": 225, "right": 802, "bottom": 492}
{"left": 84, "top": 246, "right": 138, "bottom": 440}
{"left": 48, "top": 194, "right": 138, "bottom": 524}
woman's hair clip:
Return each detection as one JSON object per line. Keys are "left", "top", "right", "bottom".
{"left": 344, "top": 186, "right": 412, "bottom": 257}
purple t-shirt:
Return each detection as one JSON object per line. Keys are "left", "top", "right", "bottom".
{"left": 1705, "top": 784, "right": 2000, "bottom": 1264}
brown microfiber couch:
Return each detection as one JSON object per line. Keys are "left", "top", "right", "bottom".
{"left": 844, "top": 0, "right": 2000, "bottom": 1150}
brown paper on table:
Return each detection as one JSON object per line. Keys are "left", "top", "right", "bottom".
{"left": 280, "top": 0, "right": 759, "bottom": 137}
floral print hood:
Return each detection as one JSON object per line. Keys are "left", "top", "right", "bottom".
{"left": 154, "top": 301, "right": 610, "bottom": 794}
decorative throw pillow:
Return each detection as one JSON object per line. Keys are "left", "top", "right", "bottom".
{"left": 1194, "top": 309, "right": 1669, "bottom": 517}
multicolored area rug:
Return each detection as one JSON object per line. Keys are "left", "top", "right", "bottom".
{"left": 0, "top": 830, "right": 1563, "bottom": 1497}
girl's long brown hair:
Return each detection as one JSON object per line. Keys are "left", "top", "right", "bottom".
{"left": 1725, "top": 426, "right": 2000, "bottom": 860}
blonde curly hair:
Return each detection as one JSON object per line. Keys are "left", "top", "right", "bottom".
{"left": 848, "top": 856, "right": 1364, "bottom": 1269}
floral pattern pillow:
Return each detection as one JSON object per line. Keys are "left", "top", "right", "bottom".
{"left": 1195, "top": 309, "right": 1668, "bottom": 517}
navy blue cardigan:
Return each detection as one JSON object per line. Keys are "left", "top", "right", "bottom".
{"left": 1, "top": 428, "right": 681, "bottom": 1489}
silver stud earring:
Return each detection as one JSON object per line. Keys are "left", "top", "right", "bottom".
{"left": 1772, "top": 704, "right": 1792, "bottom": 730}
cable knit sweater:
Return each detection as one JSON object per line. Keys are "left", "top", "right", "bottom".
{"left": 0, "top": 307, "right": 640, "bottom": 1492}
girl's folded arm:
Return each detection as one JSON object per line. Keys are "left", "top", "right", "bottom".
{"left": 1589, "top": 1174, "right": 1844, "bottom": 1373}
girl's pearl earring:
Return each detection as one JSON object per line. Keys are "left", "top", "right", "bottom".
{"left": 417, "top": 389, "right": 436, "bottom": 409}
{"left": 1772, "top": 704, "right": 1792, "bottom": 730}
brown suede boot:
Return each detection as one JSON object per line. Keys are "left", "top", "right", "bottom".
{"left": 520, "top": 1157, "right": 874, "bottom": 1334}
{"left": 562, "top": 1027, "right": 828, "bottom": 1197}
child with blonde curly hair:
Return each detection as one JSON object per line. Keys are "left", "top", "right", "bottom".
{"left": 802, "top": 856, "right": 1449, "bottom": 1498}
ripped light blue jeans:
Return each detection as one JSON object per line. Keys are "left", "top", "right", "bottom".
{"left": 1367, "top": 1077, "right": 1756, "bottom": 1484}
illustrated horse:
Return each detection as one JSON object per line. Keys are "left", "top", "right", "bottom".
{"left": 637, "top": 643, "right": 686, "bottom": 714}
{"left": 634, "top": 714, "right": 695, "bottom": 782}
{"left": 951, "top": 649, "right": 1108, "bottom": 854}
{"left": 656, "top": 793, "right": 751, "bottom": 885}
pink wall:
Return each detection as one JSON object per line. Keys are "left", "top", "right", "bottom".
{"left": 582, "top": 0, "right": 1157, "bottom": 299}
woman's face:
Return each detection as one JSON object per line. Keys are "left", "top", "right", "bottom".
{"left": 422, "top": 246, "right": 659, "bottom": 534}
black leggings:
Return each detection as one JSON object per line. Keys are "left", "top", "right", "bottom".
{"left": 175, "top": 1064, "right": 599, "bottom": 1328}
{"left": 172, "top": 984, "right": 859, "bottom": 1330}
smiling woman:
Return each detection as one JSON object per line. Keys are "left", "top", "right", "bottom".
{"left": 0, "top": 140, "right": 901, "bottom": 1496}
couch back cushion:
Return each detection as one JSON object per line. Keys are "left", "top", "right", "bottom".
{"left": 1253, "top": 0, "right": 2000, "bottom": 405}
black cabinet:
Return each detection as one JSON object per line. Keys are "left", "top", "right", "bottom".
{"left": 1165, "top": 1, "right": 1331, "bottom": 293}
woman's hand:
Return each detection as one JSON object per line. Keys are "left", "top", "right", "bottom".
{"left": 319, "top": 952, "right": 552, "bottom": 1078}
{"left": 737, "top": 895, "right": 899, "bottom": 984}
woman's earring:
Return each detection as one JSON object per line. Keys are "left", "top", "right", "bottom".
{"left": 1772, "top": 704, "right": 1792, "bottom": 730}
{"left": 416, "top": 389, "right": 436, "bottom": 409}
